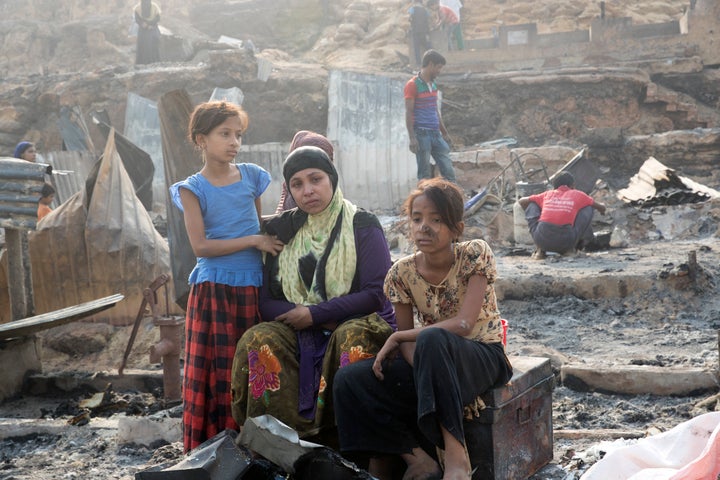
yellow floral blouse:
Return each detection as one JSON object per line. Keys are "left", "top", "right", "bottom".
{"left": 384, "top": 239, "right": 504, "bottom": 344}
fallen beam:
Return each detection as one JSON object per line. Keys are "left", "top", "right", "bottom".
{"left": 0, "top": 294, "right": 124, "bottom": 340}
{"left": 561, "top": 364, "right": 719, "bottom": 396}
{"left": 554, "top": 429, "right": 647, "bottom": 440}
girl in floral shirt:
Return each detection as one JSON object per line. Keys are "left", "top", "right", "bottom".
{"left": 334, "top": 178, "right": 513, "bottom": 480}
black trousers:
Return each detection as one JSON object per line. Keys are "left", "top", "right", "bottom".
{"left": 334, "top": 329, "right": 512, "bottom": 455}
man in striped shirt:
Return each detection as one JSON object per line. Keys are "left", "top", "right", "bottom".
{"left": 404, "top": 49, "right": 457, "bottom": 183}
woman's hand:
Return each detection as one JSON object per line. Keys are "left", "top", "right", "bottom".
{"left": 256, "top": 234, "right": 284, "bottom": 256}
{"left": 372, "top": 333, "right": 402, "bottom": 381}
{"left": 276, "top": 305, "right": 313, "bottom": 330}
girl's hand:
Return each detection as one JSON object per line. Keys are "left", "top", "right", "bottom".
{"left": 256, "top": 234, "right": 284, "bottom": 256}
{"left": 372, "top": 333, "right": 401, "bottom": 381}
{"left": 276, "top": 305, "right": 312, "bottom": 330}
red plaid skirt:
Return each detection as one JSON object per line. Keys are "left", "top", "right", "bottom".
{"left": 182, "top": 281, "right": 259, "bottom": 452}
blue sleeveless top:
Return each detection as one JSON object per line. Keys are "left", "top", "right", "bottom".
{"left": 169, "top": 163, "right": 271, "bottom": 287}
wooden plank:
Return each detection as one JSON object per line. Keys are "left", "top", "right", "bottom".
{"left": 0, "top": 294, "right": 124, "bottom": 339}
{"left": 554, "top": 429, "right": 647, "bottom": 440}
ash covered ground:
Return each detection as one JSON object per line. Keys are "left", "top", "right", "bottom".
{"left": 1, "top": 238, "right": 718, "bottom": 480}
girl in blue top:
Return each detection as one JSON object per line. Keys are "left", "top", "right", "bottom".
{"left": 170, "top": 101, "right": 284, "bottom": 452}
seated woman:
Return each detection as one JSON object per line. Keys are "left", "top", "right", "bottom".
{"left": 231, "top": 146, "right": 396, "bottom": 437}
{"left": 333, "top": 178, "right": 513, "bottom": 480}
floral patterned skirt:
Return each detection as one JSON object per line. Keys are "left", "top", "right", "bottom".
{"left": 230, "top": 314, "right": 392, "bottom": 437}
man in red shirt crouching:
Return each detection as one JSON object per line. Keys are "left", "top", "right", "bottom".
{"left": 518, "top": 172, "right": 607, "bottom": 259}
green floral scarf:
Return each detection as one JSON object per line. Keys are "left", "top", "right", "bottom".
{"left": 278, "top": 188, "right": 357, "bottom": 305}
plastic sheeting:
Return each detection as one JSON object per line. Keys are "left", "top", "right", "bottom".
{"left": 580, "top": 412, "right": 720, "bottom": 480}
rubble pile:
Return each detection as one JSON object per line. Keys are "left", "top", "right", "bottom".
{"left": 617, "top": 157, "right": 720, "bottom": 207}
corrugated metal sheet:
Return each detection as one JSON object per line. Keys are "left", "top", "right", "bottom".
{"left": 158, "top": 89, "right": 198, "bottom": 310}
{"left": 44, "top": 150, "right": 97, "bottom": 206}
{"left": 237, "top": 142, "right": 288, "bottom": 215}
{"left": 617, "top": 157, "right": 720, "bottom": 207}
{"left": 327, "top": 70, "right": 417, "bottom": 212}
{"left": 0, "top": 158, "right": 52, "bottom": 229}
{"left": 124, "top": 92, "right": 166, "bottom": 212}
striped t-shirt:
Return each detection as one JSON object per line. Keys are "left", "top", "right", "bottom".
{"left": 404, "top": 75, "right": 440, "bottom": 130}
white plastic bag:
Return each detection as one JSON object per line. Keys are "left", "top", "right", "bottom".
{"left": 581, "top": 412, "right": 720, "bottom": 480}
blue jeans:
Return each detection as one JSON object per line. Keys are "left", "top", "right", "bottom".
{"left": 414, "top": 128, "right": 456, "bottom": 183}
{"left": 411, "top": 32, "right": 430, "bottom": 66}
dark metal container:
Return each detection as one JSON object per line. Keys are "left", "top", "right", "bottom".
{"left": 551, "top": 149, "right": 600, "bottom": 194}
{"left": 466, "top": 356, "right": 554, "bottom": 480}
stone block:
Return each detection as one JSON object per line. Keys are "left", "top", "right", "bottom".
{"left": 117, "top": 409, "right": 182, "bottom": 447}
{"left": 0, "top": 336, "right": 41, "bottom": 402}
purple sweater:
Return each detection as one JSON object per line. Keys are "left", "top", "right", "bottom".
{"left": 259, "top": 224, "right": 396, "bottom": 328}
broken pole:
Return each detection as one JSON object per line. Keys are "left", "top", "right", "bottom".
{"left": 6, "top": 228, "right": 29, "bottom": 321}
{"left": 688, "top": 250, "right": 697, "bottom": 282}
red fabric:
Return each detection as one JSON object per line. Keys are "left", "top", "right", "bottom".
{"left": 289, "top": 130, "right": 334, "bottom": 160}
{"left": 182, "top": 282, "right": 260, "bottom": 452}
{"left": 37, "top": 204, "right": 52, "bottom": 220}
{"left": 439, "top": 5, "right": 459, "bottom": 24}
{"left": 528, "top": 186, "right": 594, "bottom": 226}
{"left": 404, "top": 78, "right": 418, "bottom": 99}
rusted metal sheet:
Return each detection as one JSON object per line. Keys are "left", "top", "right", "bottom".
{"left": 551, "top": 148, "right": 599, "bottom": 194}
{"left": 21, "top": 131, "right": 180, "bottom": 326}
{"left": 467, "top": 356, "right": 554, "bottom": 479}
{"left": 158, "top": 89, "right": 197, "bottom": 311}
{"left": 0, "top": 159, "right": 52, "bottom": 229}
{"left": 617, "top": 157, "right": 720, "bottom": 206}
{"left": 237, "top": 142, "right": 287, "bottom": 214}
{"left": 0, "top": 293, "right": 124, "bottom": 340}
{"left": 94, "top": 119, "right": 155, "bottom": 211}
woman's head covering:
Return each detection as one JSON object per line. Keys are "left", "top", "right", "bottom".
{"left": 289, "top": 131, "right": 334, "bottom": 160}
{"left": 13, "top": 141, "right": 33, "bottom": 159}
{"left": 283, "top": 146, "right": 338, "bottom": 191}
{"left": 276, "top": 132, "right": 334, "bottom": 213}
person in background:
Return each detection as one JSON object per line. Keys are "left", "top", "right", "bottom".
{"left": 37, "top": 183, "right": 55, "bottom": 221}
{"left": 14, "top": 141, "right": 37, "bottom": 162}
{"left": 275, "top": 130, "right": 335, "bottom": 213}
{"left": 231, "top": 146, "right": 396, "bottom": 438}
{"left": 334, "top": 178, "right": 512, "bottom": 480}
{"left": 134, "top": 0, "right": 161, "bottom": 65}
{"left": 408, "top": 0, "right": 431, "bottom": 67}
{"left": 428, "top": 0, "right": 464, "bottom": 51}
{"left": 169, "top": 101, "right": 284, "bottom": 452}
{"left": 518, "top": 171, "right": 607, "bottom": 259}
{"left": 405, "top": 49, "right": 457, "bottom": 183}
